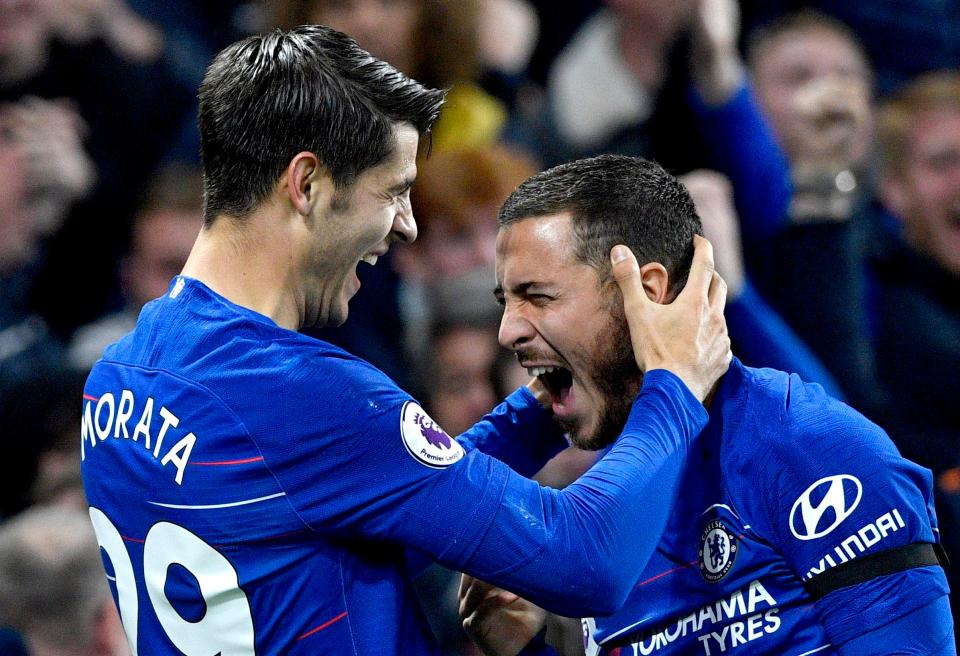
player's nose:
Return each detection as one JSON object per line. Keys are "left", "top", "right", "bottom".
{"left": 498, "top": 302, "right": 533, "bottom": 351}
{"left": 393, "top": 206, "right": 417, "bottom": 244}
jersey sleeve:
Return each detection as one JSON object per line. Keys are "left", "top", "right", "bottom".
{"left": 456, "top": 386, "right": 569, "bottom": 477}
{"left": 247, "top": 354, "right": 708, "bottom": 618}
{"left": 835, "top": 595, "right": 955, "bottom": 655}
{"left": 737, "top": 377, "right": 951, "bottom": 647}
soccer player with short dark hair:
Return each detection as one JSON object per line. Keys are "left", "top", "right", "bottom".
{"left": 462, "top": 154, "right": 954, "bottom": 655}
{"left": 80, "top": 27, "right": 731, "bottom": 653}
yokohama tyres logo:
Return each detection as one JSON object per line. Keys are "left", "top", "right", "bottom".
{"left": 789, "top": 475, "right": 863, "bottom": 540}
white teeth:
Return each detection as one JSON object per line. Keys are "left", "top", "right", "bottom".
{"left": 361, "top": 254, "right": 379, "bottom": 266}
{"left": 526, "top": 366, "right": 558, "bottom": 377}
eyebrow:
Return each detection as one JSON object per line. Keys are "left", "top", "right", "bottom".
{"left": 494, "top": 281, "right": 545, "bottom": 299}
{"left": 388, "top": 177, "right": 415, "bottom": 195}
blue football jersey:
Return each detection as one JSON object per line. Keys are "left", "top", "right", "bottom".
{"left": 81, "top": 277, "right": 709, "bottom": 654}
{"left": 583, "top": 359, "right": 950, "bottom": 655}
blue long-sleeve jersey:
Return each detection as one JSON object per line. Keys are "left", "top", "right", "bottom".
{"left": 80, "top": 276, "right": 708, "bottom": 654}
{"left": 574, "top": 359, "right": 952, "bottom": 655}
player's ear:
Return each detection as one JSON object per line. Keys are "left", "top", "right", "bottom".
{"left": 638, "top": 262, "right": 670, "bottom": 304}
{"left": 284, "top": 151, "right": 335, "bottom": 217}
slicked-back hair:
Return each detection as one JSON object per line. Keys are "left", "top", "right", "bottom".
{"left": 499, "top": 155, "right": 702, "bottom": 294}
{"left": 198, "top": 25, "right": 446, "bottom": 225}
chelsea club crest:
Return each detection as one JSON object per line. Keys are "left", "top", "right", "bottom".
{"left": 699, "top": 519, "right": 738, "bottom": 583}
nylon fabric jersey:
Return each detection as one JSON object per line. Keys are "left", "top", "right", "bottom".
{"left": 80, "top": 276, "right": 708, "bottom": 654}
{"left": 583, "top": 359, "right": 951, "bottom": 656}
{"left": 80, "top": 276, "right": 553, "bottom": 654}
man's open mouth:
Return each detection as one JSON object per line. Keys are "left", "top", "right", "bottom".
{"left": 527, "top": 366, "right": 574, "bottom": 408}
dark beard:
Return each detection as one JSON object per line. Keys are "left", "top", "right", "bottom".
{"left": 565, "top": 305, "right": 643, "bottom": 451}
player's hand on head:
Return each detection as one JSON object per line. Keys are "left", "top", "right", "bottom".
{"left": 458, "top": 574, "right": 547, "bottom": 656}
{"left": 611, "top": 235, "right": 732, "bottom": 402}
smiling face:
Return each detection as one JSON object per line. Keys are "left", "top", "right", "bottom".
{"left": 496, "top": 213, "right": 642, "bottom": 450}
{"left": 883, "top": 107, "right": 960, "bottom": 276}
{"left": 305, "top": 123, "right": 419, "bottom": 327}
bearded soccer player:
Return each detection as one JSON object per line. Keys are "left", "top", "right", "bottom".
{"left": 79, "top": 27, "right": 733, "bottom": 654}
{"left": 460, "top": 155, "right": 954, "bottom": 655}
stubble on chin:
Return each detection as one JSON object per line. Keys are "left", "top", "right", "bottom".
{"left": 568, "top": 307, "right": 643, "bottom": 452}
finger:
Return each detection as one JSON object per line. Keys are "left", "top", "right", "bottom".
{"left": 457, "top": 573, "right": 472, "bottom": 607}
{"left": 495, "top": 589, "right": 520, "bottom": 605}
{"left": 458, "top": 575, "right": 477, "bottom": 618}
{"left": 707, "top": 270, "right": 728, "bottom": 313}
{"left": 611, "top": 244, "right": 652, "bottom": 312}
{"left": 525, "top": 376, "right": 552, "bottom": 410}
{"left": 684, "top": 234, "right": 716, "bottom": 300}
{"left": 458, "top": 575, "right": 496, "bottom": 618}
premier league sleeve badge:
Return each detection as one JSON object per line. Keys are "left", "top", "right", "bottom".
{"left": 399, "top": 401, "right": 465, "bottom": 468}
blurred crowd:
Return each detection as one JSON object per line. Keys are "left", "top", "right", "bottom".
{"left": 0, "top": 0, "right": 957, "bottom": 653}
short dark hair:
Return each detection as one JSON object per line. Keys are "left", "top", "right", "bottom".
{"left": 498, "top": 155, "right": 702, "bottom": 293}
{"left": 198, "top": 25, "right": 446, "bottom": 225}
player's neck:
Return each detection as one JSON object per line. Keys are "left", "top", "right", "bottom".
{"left": 180, "top": 207, "right": 304, "bottom": 330}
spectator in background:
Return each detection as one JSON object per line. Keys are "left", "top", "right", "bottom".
{"left": 537, "top": 0, "right": 747, "bottom": 172}
{"left": 680, "top": 169, "right": 846, "bottom": 399}
{"left": 542, "top": 0, "right": 698, "bottom": 165}
{"left": 0, "top": 0, "right": 195, "bottom": 335}
{"left": 271, "top": 0, "right": 539, "bottom": 151}
{"left": 427, "top": 317, "right": 501, "bottom": 439}
{"left": 0, "top": 506, "right": 128, "bottom": 656}
{"left": 0, "top": 121, "right": 76, "bottom": 519}
{"left": 749, "top": 9, "right": 872, "bottom": 223}
{"left": 731, "top": 10, "right": 884, "bottom": 418}
{"left": 0, "top": 97, "right": 96, "bottom": 236}
{"left": 68, "top": 165, "right": 202, "bottom": 371}
{"left": 874, "top": 71, "right": 960, "bottom": 479}
{"left": 741, "top": 0, "right": 960, "bottom": 96}
{"left": 874, "top": 79, "right": 960, "bottom": 633}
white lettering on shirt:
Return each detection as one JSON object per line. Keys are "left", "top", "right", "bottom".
{"left": 81, "top": 389, "right": 198, "bottom": 486}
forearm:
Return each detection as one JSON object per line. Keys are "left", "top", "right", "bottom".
{"left": 458, "top": 387, "right": 569, "bottom": 478}
{"left": 454, "top": 371, "right": 706, "bottom": 617}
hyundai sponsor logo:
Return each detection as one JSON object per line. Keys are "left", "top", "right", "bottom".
{"left": 789, "top": 475, "right": 862, "bottom": 540}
